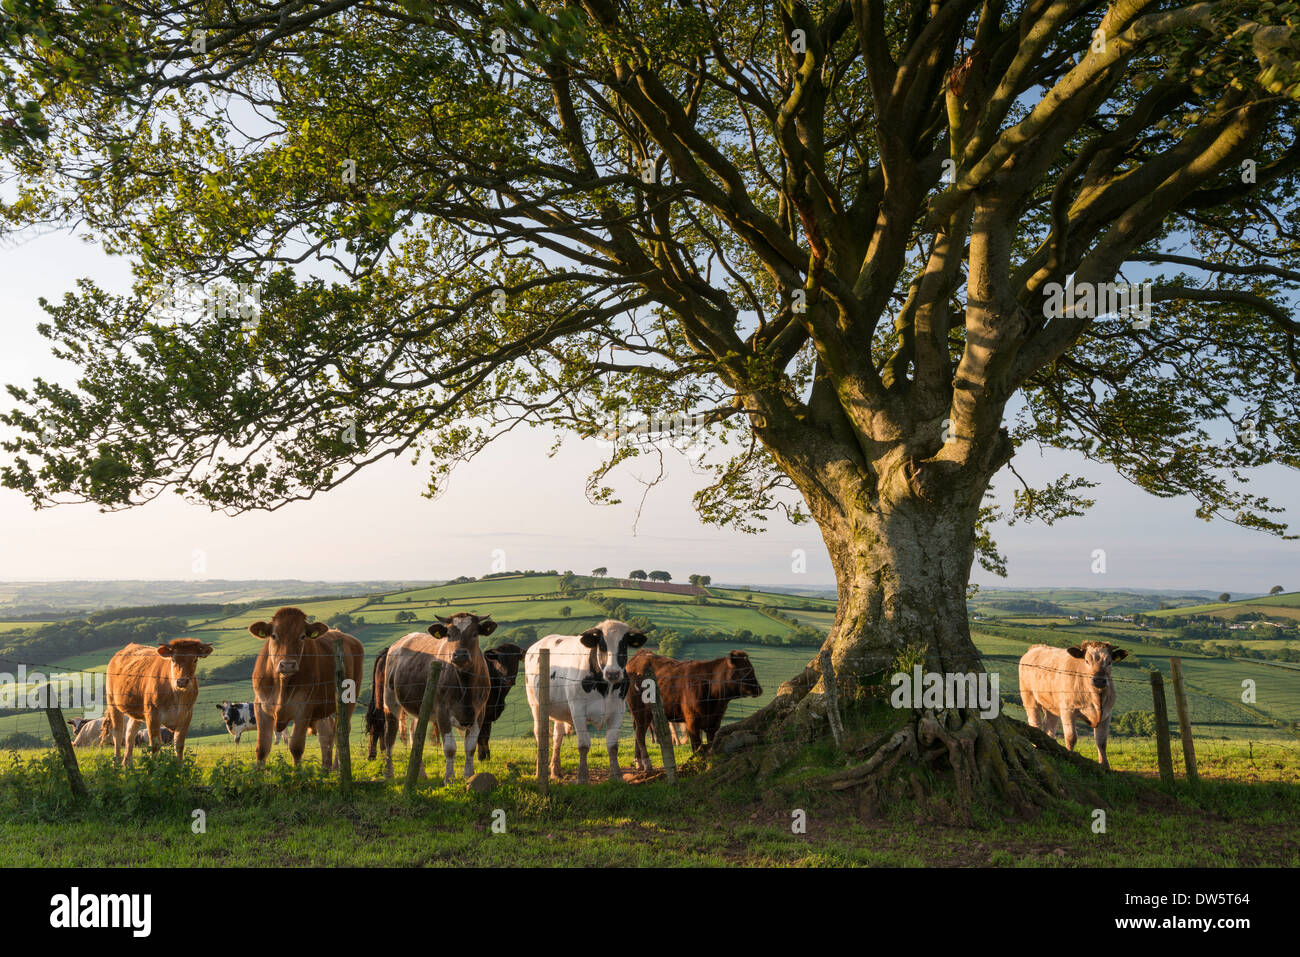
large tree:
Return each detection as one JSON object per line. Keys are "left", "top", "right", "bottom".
{"left": 2, "top": 1, "right": 1299, "bottom": 805}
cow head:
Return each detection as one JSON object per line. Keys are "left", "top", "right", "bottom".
{"left": 155, "top": 638, "right": 214, "bottom": 692}
{"left": 484, "top": 642, "right": 525, "bottom": 687}
{"left": 248, "top": 607, "right": 329, "bottom": 677}
{"left": 427, "top": 613, "right": 495, "bottom": 673}
{"left": 579, "top": 619, "right": 648, "bottom": 695}
{"left": 727, "top": 650, "right": 763, "bottom": 697}
{"left": 1067, "top": 642, "right": 1128, "bottom": 690}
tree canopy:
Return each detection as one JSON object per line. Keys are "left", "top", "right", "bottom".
{"left": 1, "top": 1, "right": 1297, "bottom": 643}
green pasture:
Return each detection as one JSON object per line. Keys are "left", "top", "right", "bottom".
{"left": 0, "top": 721, "right": 1296, "bottom": 867}
{"left": 1149, "top": 592, "right": 1300, "bottom": 619}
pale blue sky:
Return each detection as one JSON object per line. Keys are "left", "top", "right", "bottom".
{"left": 1, "top": 228, "right": 1297, "bottom": 592}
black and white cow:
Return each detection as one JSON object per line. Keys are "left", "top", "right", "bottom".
{"left": 215, "top": 701, "right": 257, "bottom": 744}
{"left": 525, "top": 619, "right": 647, "bottom": 784}
{"left": 216, "top": 700, "right": 302, "bottom": 744}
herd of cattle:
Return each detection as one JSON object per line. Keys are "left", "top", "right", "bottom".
{"left": 89, "top": 608, "right": 766, "bottom": 782}
{"left": 84, "top": 605, "right": 1129, "bottom": 779}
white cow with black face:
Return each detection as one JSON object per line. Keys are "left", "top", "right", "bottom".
{"left": 525, "top": 619, "right": 647, "bottom": 784}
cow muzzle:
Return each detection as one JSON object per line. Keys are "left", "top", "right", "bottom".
{"left": 174, "top": 677, "right": 190, "bottom": 689}
{"left": 1092, "top": 676, "right": 1109, "bottom": 689}
{"left": 603, "top": 667, "right": 623, "bottom": 683}
{"left": 277, "top": 660, "right": 299, "bottom": 676}
{"left": 452, "top": 650, "right": 470, "bottom": 666}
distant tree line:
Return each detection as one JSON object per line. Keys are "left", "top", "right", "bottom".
{"left": 83, "top": 602, "right": 229, "bottom": 623}
{"left": 0, "top": 615, "right": 190, "bottom": 658}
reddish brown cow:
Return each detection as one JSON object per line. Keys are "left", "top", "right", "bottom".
{"left": 104, "top": 638, "right": 213, "bottom": 764}
{"left": 249, "top": 607, "right": 364, "bottom": 770}
{"left": 626, "top": 650, "right": 762, "bottom": 770}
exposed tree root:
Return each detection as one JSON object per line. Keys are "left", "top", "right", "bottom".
{"left": 708, "top": 669, "right": 1114, "bottom": 822}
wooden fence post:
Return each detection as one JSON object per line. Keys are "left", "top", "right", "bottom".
{"left": 1168, "top": 657, "right": 1198, "bottom": 784}
{"left": 46, "top": 706, "right": 87, "bottom": 798}
{"left": 333, "top": 640, "right": 353, "bottom": 800}
{"left": 536, "top": 648, "right": 550, "bottom": 796}
{"left": 819, "top": 648, "right": 845, "bottom": 752}
{"left": 1148, "top": 669, "right": 1175, "bottom": 786}
{"left": 405, "top": 659, "right": 443, "bottom": 796}
{"left": 643, "top": 664, "right": 677, "bottom": 784}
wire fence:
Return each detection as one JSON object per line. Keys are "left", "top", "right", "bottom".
{"left": 0, "top": 633, "right": 1292, "bottom": 790}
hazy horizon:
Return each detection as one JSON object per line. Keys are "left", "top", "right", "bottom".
{"left": 3, "top": 224, "right": 1297, "bottom": 596}
{"left": 0, "top": 575, "right": 1281, "bottom": 597}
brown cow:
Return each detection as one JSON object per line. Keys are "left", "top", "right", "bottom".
{"left": 248, "top": 607, "right": 364, "bottom": 770}
{"left": 1019, "top": 641, "right": 1128, "bottom": 770}
{"left": 382, "top": 613, "right": 495, "bottom": 783}
{"left": 104, "top": 638, "right": 213, "bottom": 764}
{"left": 627, "top": 649, "right": 762, "bottom": 770}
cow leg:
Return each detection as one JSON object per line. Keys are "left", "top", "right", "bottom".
{"left": 383, "top": 709, "right": 399, "bottom": 779}
{"left": 442, "top": 725, "right": 457, "bottom": 784}
{"left": 577, "top": 728, "right": 591, "bottom": 785}
{"left": 1094, "top": 718, "right": 1111, "bottom": 771}
{"left": 1061, "top": 710, "right": 1077, "bottom": 752}
{"left": 549, "top": 720, "right": 565, "bottom": 777}
{"left": 1041, "top": 710, "right": 1060, "bottom": 739}
{"left": 254, "top": 704, "right": 275, "bottom": 766}
{"left": 685, "top": 718, "right": 704, "bottom": 752}
{"left": 108, "top": 711, "right": 125, "bottom": 765}
{"left": 145, "top": 711, "right": 163, "bottom": 758}
{"left": 702, "top": 720, "right": 721, "bottom": 751}
{"left": 632, "top": 711, "right": 651, "bottom": 772}
{"left": 172, "top": 715, "right": 191, "bottom": 764}
{"left": 288, "top": 719, "right": 309, "bottom": 767}
{"left": 123, "top": 716, "right": 139, "bottom": 767}
{"left": 605, "top": 708, "right": 626, "bottom": 783}
{"left": 463, "top": 722, "right": 480, "bottom": 779}
{"left": 1020, "top": 691, "right": 1040, "bottom": 730}
{"left": 568, "top": 706, "right": 592, "bottom": 784}
{"left": 476, "top": 722, "right": 491, "bottom": 762}
{"left": 317, "top": 715, "right": 337, "bottom": 771}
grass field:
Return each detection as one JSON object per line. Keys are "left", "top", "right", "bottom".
{"left": 0, "top": 727, "right": 1295, "bottom": 867}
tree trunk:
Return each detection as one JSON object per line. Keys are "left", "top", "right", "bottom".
{"left": 822, "top": 494, "right": 982, "bottom": 696}
{"left": 709, "top": 452, "right": 1086, "bottom": 817}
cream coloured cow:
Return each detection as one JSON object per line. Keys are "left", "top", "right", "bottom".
{"left": 70, "top": 716, "right": 171, "bottom": 748}
{"left": 1018, "top": 641, "right": 1128, "bottom": 769}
